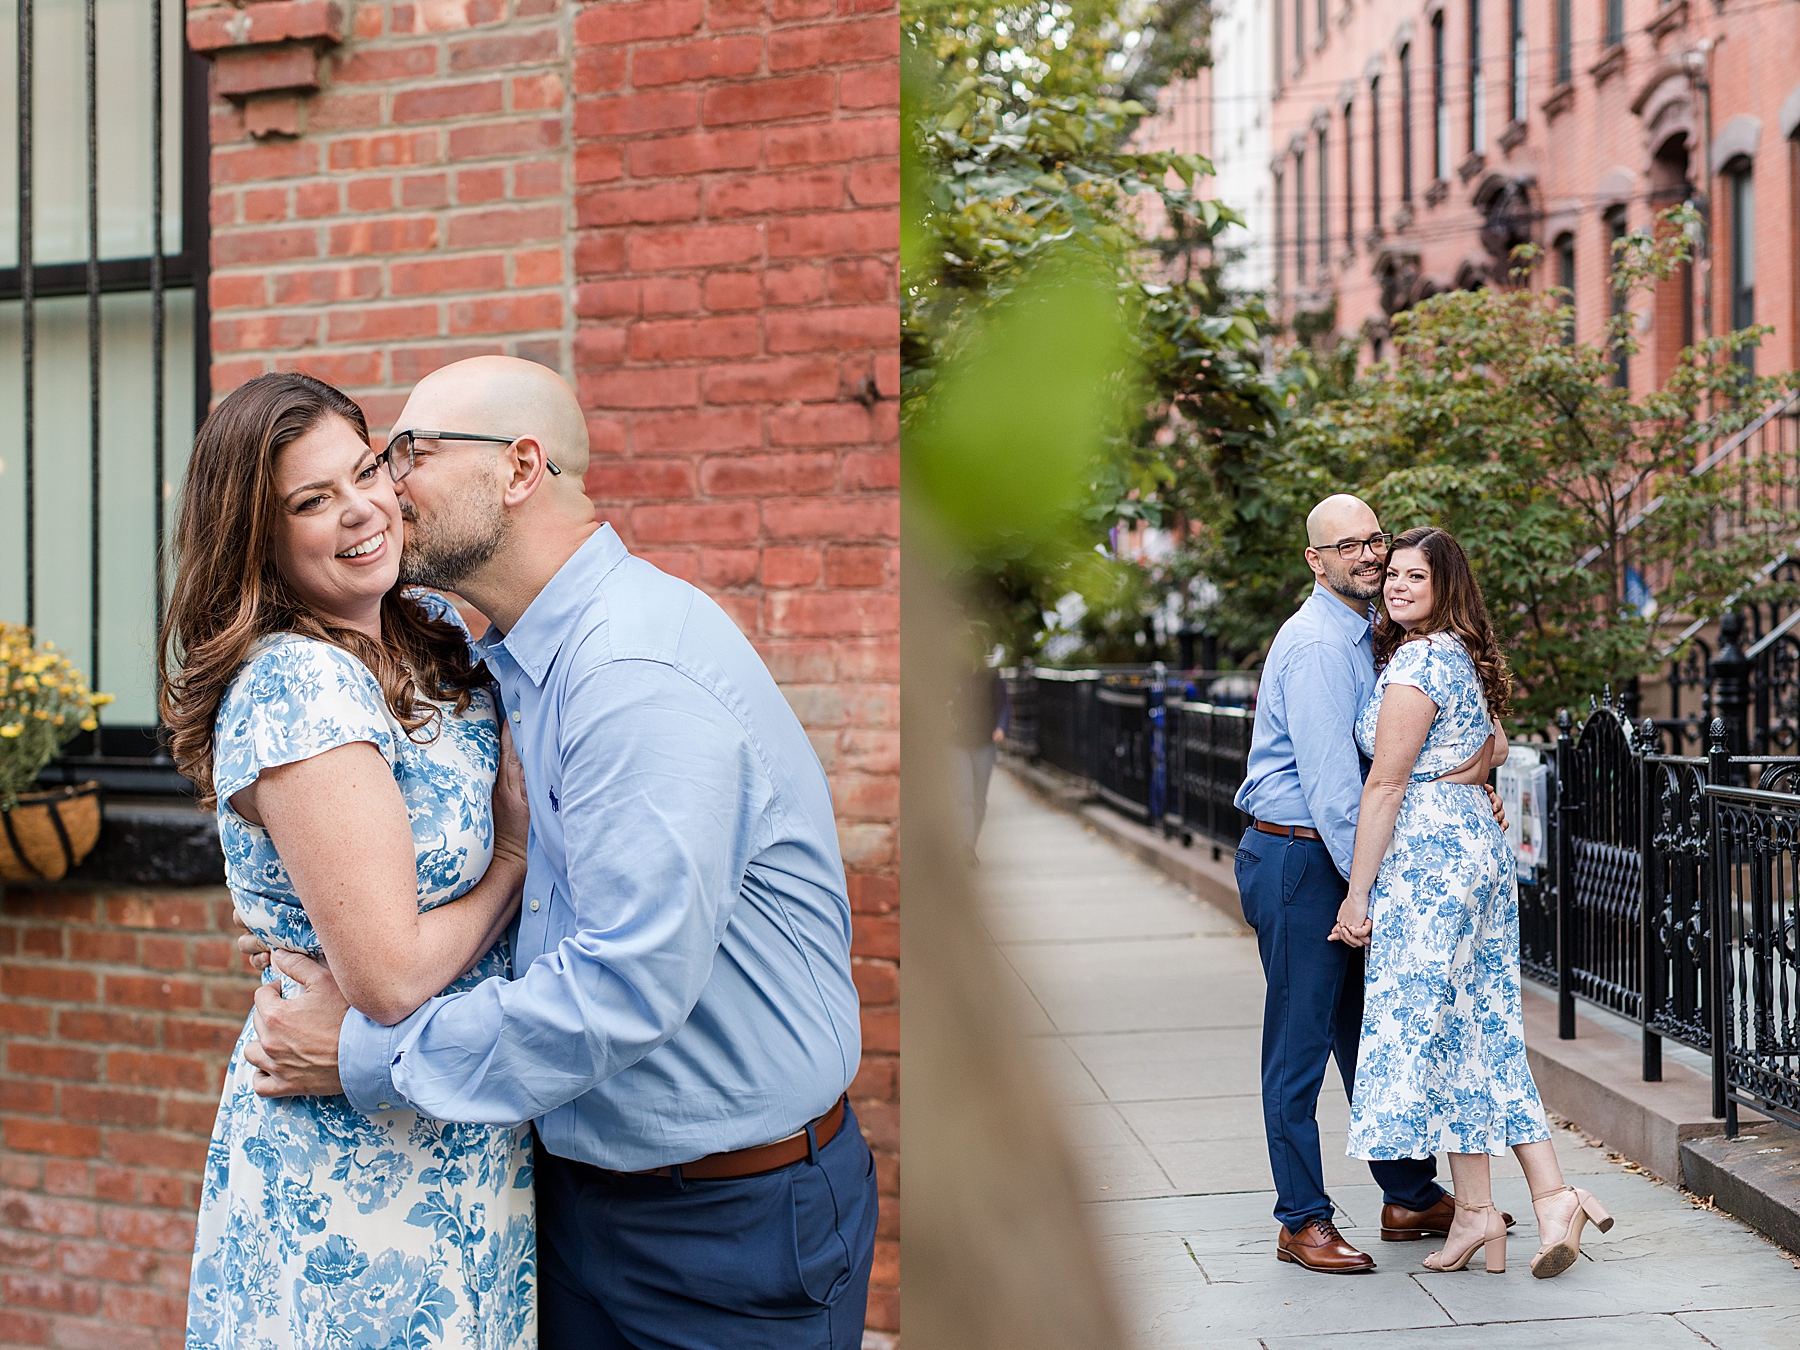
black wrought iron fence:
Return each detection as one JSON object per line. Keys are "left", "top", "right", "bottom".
{"left": 1710, "top": 775, "right": 1800, "bottom": 1132}
{"left": 1167, "top": 699, "right": 1255, "bottom": 848}
{"left": 1093, "top": 681, "right": 1153, "bottom": 821}
{"left": 1546, "top": 695, "right": 1800, "bottom": 1130}
{"left": 1002, "top": 666, "right": 1258, "bottom": 848}
{"left": 1030, "top": 666, "right": 1800, "bottom": 1133}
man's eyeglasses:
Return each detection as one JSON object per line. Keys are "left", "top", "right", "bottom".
{"left": 1315, "top": 532, "right": 1393, "bottom": 560}
{"left": 379, "top": 430, "right": 563, "bottom": 484}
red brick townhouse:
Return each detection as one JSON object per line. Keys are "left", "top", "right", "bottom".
{"left": 0, "top": 1, "right": 899, "bottom": 1344}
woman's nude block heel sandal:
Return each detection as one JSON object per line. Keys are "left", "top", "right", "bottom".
{"left": 1421, "top": 1197, "right": 1507, "bottom": 1274}
{"left": 1529, "top": 1185, "right": 1615, "bottom": 1279}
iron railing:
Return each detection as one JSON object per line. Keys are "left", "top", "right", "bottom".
{"left": 6, "top": 5, "right": 210, "bottom": 796}
{"left": 1039, "top": 666, "right": 1800, "bottom": 1133}
{"left": 1547, "top": 700, "right": 1800, "bottom": 1130}
{"left": 1003, "top": 665, "right": 1259, "bottom": 848}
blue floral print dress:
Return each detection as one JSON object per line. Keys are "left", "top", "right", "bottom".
{"left": 1345, "top": 631, "right": 1551, "bottom": 1160}
{"left": 187, "top": 595, "right": 534, "bottom": 1350}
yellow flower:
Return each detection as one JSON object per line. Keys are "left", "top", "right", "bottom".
{"left": 79, "top": 718, "right": 97, "bottom": 731}
{"left": 91, "top": 693, "right": 114, "bottom": 706}
{"left": 0, "top": 724, "right": 21, "bottom": 738}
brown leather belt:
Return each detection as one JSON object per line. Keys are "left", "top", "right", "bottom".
{"left": 1255, "top": 820, "right": 1323, "bottom": 842}
{"left": 586, "top": 1097, "right": 848, "bottom": 1182}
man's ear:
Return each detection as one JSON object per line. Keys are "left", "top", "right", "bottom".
{"left": 501, "top": 435, "right": 555, "bottom": 505}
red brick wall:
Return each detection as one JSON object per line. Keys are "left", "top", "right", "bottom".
{"left": 567, "top": 0, "right": 900, "bottom": 1331}
{"left": 204, "top": 0, "right": 576, "bottom": 426}
{"left": 0, "top": 888, "right": 255, "bottom": 1350}
{"left": 3, "top": 1, "right": 899, "bottom": 1344}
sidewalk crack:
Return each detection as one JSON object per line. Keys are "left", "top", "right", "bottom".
{"left": 1180, "top": 1237, "right": 1214, "bottom": 1284}
{"left": 1410, "top": 1272, "right": 1458, "bottom": 1323}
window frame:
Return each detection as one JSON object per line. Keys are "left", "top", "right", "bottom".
{"left": 1399, "top": 44, "right": 1413, "bottom": 204}
{"left": 1432, "top": 13, "right": 1449, "bottom": 182}
{"left": 1727, "top": 157, "right": 1756, "bottom": 370}
{"left": 7, "top": 42, "right": 213, "bottom": 793}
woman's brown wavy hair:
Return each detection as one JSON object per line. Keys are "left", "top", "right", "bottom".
{"left": 1373, "top": 525, "right": 1514, "bottom": 720}
{"left": 158, "top": 372, "right": 489, "bottom": 808}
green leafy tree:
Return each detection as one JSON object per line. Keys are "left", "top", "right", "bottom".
{"left": 1189, "top": 210, "right": 1796, "bottom": 727}
{"left": 902, "top": 1, "right": 1285, "bottom": 660}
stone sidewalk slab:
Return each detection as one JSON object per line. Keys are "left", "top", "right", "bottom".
{"left": 982, "top": 767, "right": 1800, "bottom": 1348}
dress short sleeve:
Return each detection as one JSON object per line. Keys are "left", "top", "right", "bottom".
{"left": 1382, "top": 635, "right": 1458, "bottom": 707}
{"left": 213, "top": 637, "right": 399, "bottom": 805}
{"left": 408, "top": 587, "right": 468, "bottom": 637}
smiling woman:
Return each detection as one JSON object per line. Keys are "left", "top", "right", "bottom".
{"left": 155, "top": 370, "right": 540, "bottom": 1349}
{"left": 268, "top": 416, "right": 402, "bottom": 640}
{"left": 157, "top": 372, "right": 489, "bottom": 807}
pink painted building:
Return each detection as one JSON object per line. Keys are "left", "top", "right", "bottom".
{"left": 1258, "top": 0, "right": 1799, "bottom": 380}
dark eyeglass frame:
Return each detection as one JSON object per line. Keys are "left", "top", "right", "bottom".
{"left": 380, "top": 430, "right": 562, "bottom": 483}
{"left": 1314, "top": 532, "right": 1394, "bottom": 560}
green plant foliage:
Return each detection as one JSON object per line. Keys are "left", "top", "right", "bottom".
{"left": 1188, "top": 211, "right": 1798, "bottom": 729}
{"left": 902, "top": 1, "right": 1284, "bottom": 660}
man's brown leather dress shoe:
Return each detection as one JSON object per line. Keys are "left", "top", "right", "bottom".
{"left": 1276, "top": 1219, "right": 1375, "bottom": 1273}
{"left": 1381, "top": 1193, "right": 1516, "bottom": 1241}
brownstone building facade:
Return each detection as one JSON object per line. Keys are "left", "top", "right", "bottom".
{"left": 1262, "top": 0, "right": 1799, "bottom": 381}
{"left": 0, "top": 1, "right": 900, "bottom": 1344}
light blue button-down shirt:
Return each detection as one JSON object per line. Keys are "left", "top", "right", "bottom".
{"left": 1233, "top": 583, "right": 1376, "bottom": 879}
{"left": 339, "top": 526, "right": 863, "bottom": 1170}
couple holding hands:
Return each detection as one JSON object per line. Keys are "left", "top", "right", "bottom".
{"left": 1233, "top": 495, "right": 1617, "bottom": 1279}
{"left": 161, "top": 358, "right": 875, "bottom": 1349}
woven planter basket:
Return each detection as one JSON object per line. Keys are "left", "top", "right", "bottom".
{"left": 0, "top": 782, "right": 102, "bottom": 882}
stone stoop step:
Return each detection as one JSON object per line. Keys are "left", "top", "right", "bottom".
{"left": 1519, "top": 994, "right": 1766, "bottom": 1186}
{"left": 1680, "top": 1124, "right": 1800, "bottom": 1257}
{"left": 1002, "top": 756, "right": 1800, "bottom": 1258}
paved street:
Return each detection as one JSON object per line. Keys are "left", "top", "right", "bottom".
{"left": 981, "top": 768, "right": 1800, "bottom": 1348}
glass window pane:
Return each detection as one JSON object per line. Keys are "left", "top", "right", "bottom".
{"left": 0, "top": 0, "right": 185, "bottom": 266}
{"left": 1734, "top": 172, "right": 1755, "bottom": 291}
{"left": 0, "top": 289, "right": 197, "bottom": 723}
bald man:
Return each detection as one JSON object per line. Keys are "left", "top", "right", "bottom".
{"left": 1232, "top": 495, "right": 1479, "bottom": 1273}
{"left": 247, "top": 357, "right": 876, "bottom": 1348}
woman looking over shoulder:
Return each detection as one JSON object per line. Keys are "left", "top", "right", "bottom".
{"left": 1333, "top": 526, "right": 1616, "bottom": 1279}
{"left": 160, "top": 373, "right": 535, "bottom": 1348}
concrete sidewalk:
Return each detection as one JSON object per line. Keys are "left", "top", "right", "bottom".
{"left": 980, "top": 767, "right": 1800, "bottom": 1348}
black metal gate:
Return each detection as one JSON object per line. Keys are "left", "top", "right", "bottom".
{"left": 6, "top": 0, "right": 210, "bottom": 794}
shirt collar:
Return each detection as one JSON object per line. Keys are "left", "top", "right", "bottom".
{"left": 473, "top": 524, "right": 629, "bottom": 687}
{"left": 1308, "top": 581, "right": 1374, "bottom": 642}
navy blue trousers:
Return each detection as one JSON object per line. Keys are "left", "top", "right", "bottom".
{"left": 536, "top": 1105, "right": 878, "bottom": 1350}
{"left": 1234, "top": 828, "right": 1443, "bottom": 1231}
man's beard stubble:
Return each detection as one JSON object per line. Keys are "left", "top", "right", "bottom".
{"left": 398, "top": 497, "right": 510, "bottom": 592}
{"left": 1323, "top": 554, "right": 1384, "bottom": 603}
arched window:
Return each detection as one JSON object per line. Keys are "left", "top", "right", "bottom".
{"left": 1468, "top": 0, "right": 1484, "bottom": 154}
{"left": 1296, "top": 150, "right": 1307, "bottom": 282}
{"left": 1399, "top": 46, "right": 1414, "bottom": 204}
{"left": 1370, "top": 77, "right": 1383, "bottom": 234}
{"left": 1274, "top": 168, "right": 1286, "bottom": 293}
{"left": 1510, "top": 0, "right": 1527, "bottom": 125}
{"left": 1432, "top": 13, "right": 1449, "bottom": 181}
{"left": 1555, "top": 0, "right": 1571, "bottom": 85}
{"left": 1726, "top": 158, "right": 1756, "bottom": 369}
{"left": 1554, "top": 232, "right": 1576, "bottom": 343}
{"left": 1318, "top": 128, "right": 1329, "bottom": 267}
{"left": 1606, "top": 206, "right": 1629, "bottom": 387}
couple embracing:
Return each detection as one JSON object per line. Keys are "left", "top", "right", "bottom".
{"left": 160, "top": 359, "right": 876, "bottom": 1348}
{"left": 1233, "top": 494, "right": 1618, "bottom": 1279}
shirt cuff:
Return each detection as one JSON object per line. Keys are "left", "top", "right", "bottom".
{"left": 338, "top": 1009, "right": 408, "bottom": 1114}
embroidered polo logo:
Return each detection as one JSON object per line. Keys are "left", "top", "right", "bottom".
{"left": 548, "top": 788, "right": 560, "bottom": 813}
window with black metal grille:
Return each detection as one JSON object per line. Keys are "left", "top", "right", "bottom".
{"left": 1, "top": 0, "right": 209, "bottom": 793}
